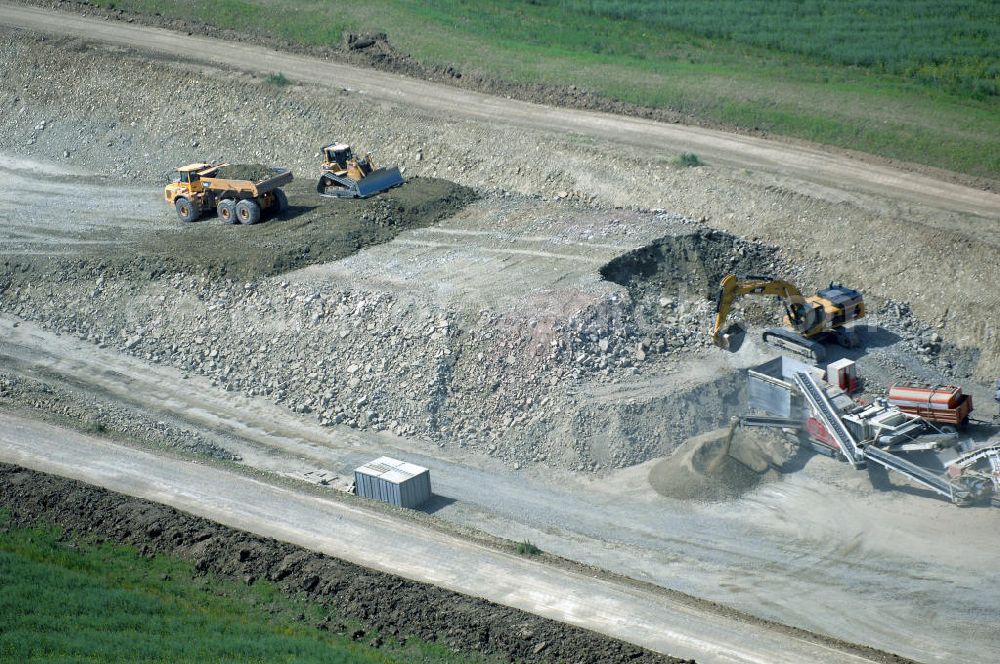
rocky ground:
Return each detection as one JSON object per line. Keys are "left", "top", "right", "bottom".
{"left": 0, "top": 370, "right": 236, "bottom": 459}
{"left": 1, "top": 25, "right": 995, "bottom": 473}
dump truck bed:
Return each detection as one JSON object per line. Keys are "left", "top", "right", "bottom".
{"left": 202, "top": 167, "right": 293, "bottom": 196}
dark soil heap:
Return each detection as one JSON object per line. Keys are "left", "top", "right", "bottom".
{"left": 215, "top": 164, "right": 277, "bottom": 182}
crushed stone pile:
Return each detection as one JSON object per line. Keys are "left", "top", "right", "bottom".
{"left": 0, "top": 236, "right": 752, "bottom": 471}
{"left": 648, "top": 426, "right": 793, "bottom": 502}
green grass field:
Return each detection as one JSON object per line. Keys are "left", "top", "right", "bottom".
{"left": 88, "top": 0, "right": 1000, "bottom": 178}
{"left": 0, "top": 516, "right": 487, "bottom": 664}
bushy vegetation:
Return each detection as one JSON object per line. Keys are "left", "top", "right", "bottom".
{"left": 267, "top": 72, "right": 292, "bottom": 86}
{"left": 676, "top": 152, "right": 703, "bottom": 167}
{"left": 555, "top": 1, "right": 1000, "bottom": 98}
{"left": 0, "top": 517, "right": 486, "bottom": 664}
{"left": 515, "top": 539, "right": 542, "bottom": 556}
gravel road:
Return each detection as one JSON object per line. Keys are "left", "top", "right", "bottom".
{"left": 0, "top": 412, "right": 911, "bottom": 664}
{"left": 2, "top": 3, "right": 998, "bottom": 220}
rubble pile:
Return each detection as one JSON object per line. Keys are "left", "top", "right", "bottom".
{"left": 0, "top": 259, "right": 736, "bottom": 469}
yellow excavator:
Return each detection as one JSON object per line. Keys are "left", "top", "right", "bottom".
{"left": 712, "top": 274, "right": 865, "bottom": 361}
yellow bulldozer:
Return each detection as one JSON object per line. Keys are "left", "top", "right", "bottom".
{"left": 315, "top": 142, "right": 404, "bottom": 199}
{"left": 712, "top": 274, "right": 865, "bottom": 361}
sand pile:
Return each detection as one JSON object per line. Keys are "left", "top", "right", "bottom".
{"left": 649, "top": 425, "right": 792, "bottom": 502}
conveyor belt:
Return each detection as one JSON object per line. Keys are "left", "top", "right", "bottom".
{"left": 945, "top": 442, "right": 1000, "bottom": 469}
{"left": 740, "top": 415, "right": 802, "bottom": 429}
{"left": 863, "top": 445, "right": 967, "bottom": 503}
{"left": 793, "top": 371, "right": 862, "bottom": 467}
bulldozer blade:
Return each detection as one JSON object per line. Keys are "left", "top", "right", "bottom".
{"left": 355, "top": 166, "right": 405, "bottom": 198}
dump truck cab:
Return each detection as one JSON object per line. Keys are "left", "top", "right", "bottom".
{"left": 164, "top": 163, "right": 219, "bottom": 205}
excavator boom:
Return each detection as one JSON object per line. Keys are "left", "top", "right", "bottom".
{"left": 713, "top": 274, "right": 804, "bottom": 347}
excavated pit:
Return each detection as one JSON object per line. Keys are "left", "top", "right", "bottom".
{"left": 599, "top": 229, "right": 785, "bottom": 303}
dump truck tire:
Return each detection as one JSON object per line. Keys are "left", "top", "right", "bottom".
{"left": 274, "top": 188, "right": 289, "bottom": 213}
{"left": 217, "top": 199, "right": 237, "bottom": 224}
{"left": 236, "top": 199, "right": 261, "bottom": 225}
{"left": 174, "top": 197, "right": 200, "bottom": 223}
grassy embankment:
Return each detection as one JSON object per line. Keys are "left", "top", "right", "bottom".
{"left": 85, "top": 0, "right": 1000, "bottom": 179}
{"left": 0, "top": 514, "right": 492, "bottom": 663}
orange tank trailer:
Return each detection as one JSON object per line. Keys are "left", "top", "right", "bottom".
{"left": 887, "top": 384, "right": 973, "bottom": 426}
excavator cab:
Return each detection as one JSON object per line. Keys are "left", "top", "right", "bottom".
{"left": 784, "top": 300, "right": 825, "bottom": 333}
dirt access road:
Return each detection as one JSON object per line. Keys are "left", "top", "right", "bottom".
{"left": 2, "top": 3, "right": 998, "bottom": 222}
{"left": 0, "top": 412, "right": 895, "bottom": 664}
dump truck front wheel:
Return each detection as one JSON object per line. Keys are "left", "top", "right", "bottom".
{"left": 174, "top": 197, "right": 200, "bottom": 223}
{"left": 217, "top": 199, "right": 237, "bottom": 224}
{"left": 274, "top": 189, "right": 289, "bottom": 213}
{"left": 236, "top": 199, "right": 261, "bottom": 225}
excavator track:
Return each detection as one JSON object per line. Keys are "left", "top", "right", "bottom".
{"left": 762, "top": 327, "right": 827, "bottom": 362}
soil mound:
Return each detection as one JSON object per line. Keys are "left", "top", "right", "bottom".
{"left": 599, "top": 230, "right": 784, "bottom": 301}
{"left": 128, "top": 177, "right": 474, "bottom": 280}
{"left": 649, "top": 425, "right": 790, "bottom": 502}
{"left": 215, "top": 164, "right": 276, "bottom": 181}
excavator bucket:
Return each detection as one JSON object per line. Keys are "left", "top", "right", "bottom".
{"left": 714, "top": 322, "right": 746, "bottom": 351}
{"left": 354, "top": 166, "right": 405, "bottom": 198}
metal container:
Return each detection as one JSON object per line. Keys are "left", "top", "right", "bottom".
{"left": 888, "top": 384, "right": 973, "bottom": 426}
{"left": 354, "top": 456, "right": 432, "bottom": 509}
{"left": 746, "top": 356, "right": 821, "bottom": 418}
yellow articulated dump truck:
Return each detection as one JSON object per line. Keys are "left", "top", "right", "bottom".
{"left": 164, "top": 163, "right": 293, "bottom": 225}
